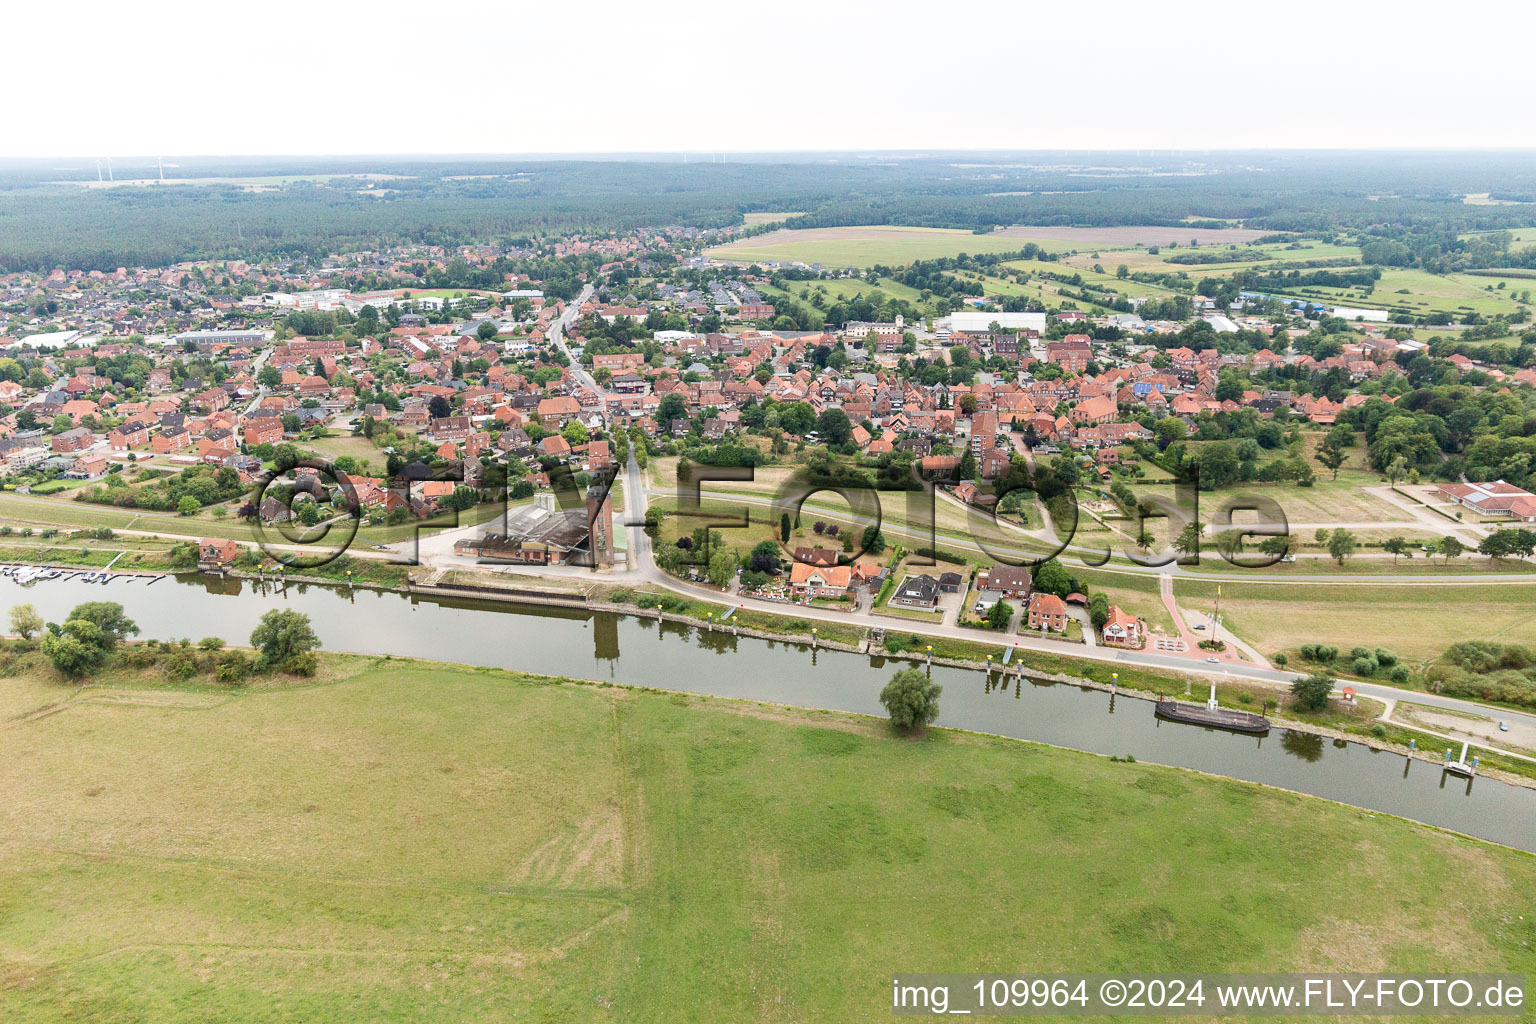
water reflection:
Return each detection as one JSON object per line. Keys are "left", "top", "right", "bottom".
{"left": 1281, "top": 730, "right": 1325, "bottom": 763}
{"left": 594, "top": 615, "right": 619, "bottom": 662}
{"left": 3, "top": 573, "right": 1532, "bottom": 852}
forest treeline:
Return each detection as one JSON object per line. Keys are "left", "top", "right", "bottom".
{"left": 3, "top": 152, "right": 1536, "bottom": 273}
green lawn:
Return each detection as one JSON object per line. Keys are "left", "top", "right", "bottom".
{"left": 1, "top": 657, "right": 1532, "bottom": 1021}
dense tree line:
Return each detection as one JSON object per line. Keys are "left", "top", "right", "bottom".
{"left": 8, "top": 152, "right": 1536, "bottom": 273}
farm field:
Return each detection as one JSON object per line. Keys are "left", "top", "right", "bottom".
{"left": 1003, "top": 259, "right": 1179, "bottom": 301}
{"left": 1462, "top": 226, "right": 1536, "bottom": 250}
{"left": 706, "top": 225, "right": 1283, "bottom": 269}
{"left": 1062, "top": 242, "right": 1364, "bottom": 279}
{"left": 705, "top": 225, "right": 1052, "bottom": 267}
{"left": 987, "top": 225, "right": 1271, "bottom": 247}
{"left": 740, "top": 211, "right": 805, "bottom": 226}
{"left": 3, "top": 657, "right": 1532, "bottom": 1021}
{"left": 1254, "top": 267, "right": 1529, "bottom": 319}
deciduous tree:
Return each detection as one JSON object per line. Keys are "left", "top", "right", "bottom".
{"left": 879, "top": 667, "right": 942, "bottom": 731}
{"left": 1327, "top": 528, "right": 1357, "bottom": 566}
{"left": 8, "top": 603, "right": 43, "bottom": 639}
{"left": 250, "top": 610, "right": 320, "bottom": 669}
{"left": 1290, "top": 672, "right": 1336, "bottom": 712}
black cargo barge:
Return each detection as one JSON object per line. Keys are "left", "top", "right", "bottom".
{"left": 1155, "top": 700, "right": 1271, "bottom": 734}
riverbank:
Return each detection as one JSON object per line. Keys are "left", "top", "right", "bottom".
{"left": 3, "top": 654, "right": 1532, "bottom": 1021}
{"left": 370, "top": 572, "right": 1536, "bottom": 788}
{"left": 10, "top": 556, "right": 1536, "bottom": 789}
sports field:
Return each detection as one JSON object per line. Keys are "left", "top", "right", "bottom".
{"left": 3, "top": 656, "right": 1532, "bottom": 1021}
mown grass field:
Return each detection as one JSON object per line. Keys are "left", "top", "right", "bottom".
{"left": 2, "top": 657, "right": 1532, "bottom": 1022}
{"left": 1177, "top": 578, "right": 1536, "bottom": 662}
{"left": 1129, "top": 474, "right": 1400, "bottom": 525}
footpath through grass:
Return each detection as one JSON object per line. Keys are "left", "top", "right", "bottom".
{"left": 1, "top": 655, "right": 1532, "bottom": 1022}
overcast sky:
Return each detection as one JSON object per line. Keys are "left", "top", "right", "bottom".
{"left": 9, "top": 0, "right": 1533, "bottom": 157}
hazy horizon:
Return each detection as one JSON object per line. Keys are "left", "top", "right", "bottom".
{"left": 9, "top": 0, "right": 1532, "bottom": 158}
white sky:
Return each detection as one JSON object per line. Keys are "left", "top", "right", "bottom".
{"left": 8, "top": 0, "right": 1534, "bottom": 157}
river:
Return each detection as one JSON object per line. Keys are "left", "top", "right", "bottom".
{"left": 7, "top": 573, "right": 1535, "bottom": 852}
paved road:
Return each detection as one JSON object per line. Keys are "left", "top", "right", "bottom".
{"left": 623, "top": 449, "right": 655, "bottom": 569}
{"left": 548, "top": 284, "right": 601, "bottom": 417}
{"left": 662, "top": 482, "right": 1536, "bottom": 586}
{"left": 241, "top": 346, "right": 275, "bottom": 417}
{"left": 403, "top": 456, "right": 1536, "bottom": 755}
{"left": 606, "top": 458, "right": 1536, "bottom": 740}
{"left": 390, "top": 306, "right": 1536, "bottom": 746}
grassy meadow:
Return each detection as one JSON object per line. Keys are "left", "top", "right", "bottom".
{"left": 2, "top": 656, "right": 1533, "bottom": 1022}
{"left": 1177, "top": 578, "right": 1536, "bottom": 662}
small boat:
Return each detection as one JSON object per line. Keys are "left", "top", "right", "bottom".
{"left": 1155, "top": 685, "right": 1270, "bottom": 735}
